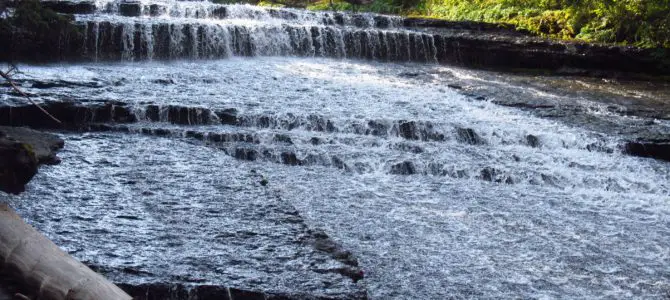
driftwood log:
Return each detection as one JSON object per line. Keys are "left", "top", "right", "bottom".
{"left": 0, "top": 204, "right": 131, "bottom": 300}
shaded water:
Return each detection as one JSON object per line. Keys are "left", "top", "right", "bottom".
{"left": 3, "top": 57, "right": 670, "bottom": 298}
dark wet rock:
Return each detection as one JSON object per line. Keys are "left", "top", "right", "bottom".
{"left": 234, "top": 148, "right": 258, "bottom": 161}
{"left": 216, "top": 108, "right": 239, "bottom": 125}
{"left": 373, "top": 15, "right": 391, "bottom": 28}
{"left": 394, "top": 121, "right": 444, "bottom": 141}
{"left": 0, "top": 138, "right": 37, "bottom": 195}
{"left": 335, "top": 267, "right": 365, "bottom": 283}
{"left": 185, "top": 130, "right": 205, "bottom": 140}
{"left": 142, "top": 105, "right": 213, "bottom": 125}
{"left": 31, "top": 79, "right": 104, "bottom": 89}
{"left": 280, "top": 152, "right": 300, "bottom": 166}
{"left": 307, "top": 115, "right": 337, "bottom": 132}
{"left": 366, "top": 120, "right": 388, "bottom": 137}
{"left": 0, "top": 102, "right": 137, "bottom": 129}
{"left": 492, "top": 100, "right": 555, "bottom": 110}
{"left": 145, "top": 105, "right": 160, "bottom": 121}
{"left": 273, "top": 134, "right": 293, "bottom": 144}
{"left": 480, "top": 167, "right": 498, "bottom": 182}
{"left": 41, "top": 0, "right": 96, "bottom": 14}
{"left": 152, "top": 128, "right": 171, "bottom": 136}
{"left": 397, "top": 121, "right": 418, "bottom": 140}
{"left": 390, "top": 161, "right": 416, "bottom": 175}
{"left": 167, "top": 106, "right": 212, "bottom": 125}
{"left": 541, "top": 173, "right": 561, "bottom": 186}
{"left": 0, "top": 126, "right": 64, "bottom": 194}
{"left": 331, "top": 156, "right": 348, "bottom": 170}
{"left": 391, "top": 143, "right": 424, "bottom": 154}
{"left": 526, "top": 134, "right": 540, "bottom": 148}
{"left": 349, "top": 14, "right": 372, "bottom": 28}
{"left": 229, "top": 288, "right": 266, "bottom": 300}
{"left": 398, "top": 72, "right": 420, "bottom": 78}
{"left": 586, "top": 142, "right": 614, "bottom": 153}
{"left": 624, "top": 139, "right": 670, "bottom": 162}
{"left": 304, "top": 229, "right": 360, "bottom": 269}
{"left": 148, "top": 4, "right": 167, "bottom": 16}
{"left": 152, "top": 78, "right": 175, "bottom": 85}
{"left": 309, "top": 137, "right": 323, "bottom": 145}
{"left": 0, "top": 126, "right": 63, "bottom": 165}
{"left": 116, "top": 283, "right": 231, "bottom": 300}
{"left": 119, "top": 2, "right": 142, "bottom": 17}
{"left": 447, "top": 84, "right": 463, "bottom": 90}
{"left": 456, "top": 127, "right": 485, "bottom": 145}
{"left": 212, "top": 7, "right": 227, "bottom": 19}
{"left": 208, "top": 133, "right": 256, "bottom": 144}
{"left": 268, "top": 8, "right": 298, "bottom": 20}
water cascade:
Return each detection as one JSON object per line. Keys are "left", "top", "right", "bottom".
{"left": 1, "top": 1, "right": 670, "bottom": 299}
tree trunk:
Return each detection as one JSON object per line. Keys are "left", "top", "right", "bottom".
{"left": 0, "top": 204, "right": 131, "bottom": 300}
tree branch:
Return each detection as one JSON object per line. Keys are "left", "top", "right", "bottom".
{"left": 0, "top": 68, "right": 62, "bottom": 124}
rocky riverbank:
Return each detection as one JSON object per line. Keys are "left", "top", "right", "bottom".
{"left": 0, "top": 126, "right": 63, "bottom": 194}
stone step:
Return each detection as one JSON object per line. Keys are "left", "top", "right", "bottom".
{"left": 41, "top": 0, "right": 97, "bottom": 14}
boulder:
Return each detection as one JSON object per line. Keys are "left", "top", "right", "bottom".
{"left": 0, "top": 138, "right": 37, "bottom": 195}
{"left": 0, "top": 126, "right": 64, "bottom": 194}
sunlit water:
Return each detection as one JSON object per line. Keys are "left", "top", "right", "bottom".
{"left": 2, "top": 57, "right": 670, "bottom": 299}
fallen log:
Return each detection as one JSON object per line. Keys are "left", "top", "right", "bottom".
{"left": 0, "top": 204, "right": 131, "bottom": 300}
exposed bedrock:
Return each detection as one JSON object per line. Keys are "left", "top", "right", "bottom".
{"left": 41, "top": 0, "right": 97, "bottom": 14}
{"left": 0, "top": 102, "right": 137, "bottom": 129}
{"left": 2, "top": 101, "right": 666, "bottom": 164}
{"left": 0, "top": 126, "right": 64, "bottom": 194}
{"left": 624, "top": 138, "right": 670, "bottom": 163}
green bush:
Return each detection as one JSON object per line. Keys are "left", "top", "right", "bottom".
{"left": 307, "top": 0, "right": 670, "bottom": 47}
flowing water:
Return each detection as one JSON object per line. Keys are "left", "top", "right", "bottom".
{"left": 2, "top": 1, "right": 670, "bottom": 299}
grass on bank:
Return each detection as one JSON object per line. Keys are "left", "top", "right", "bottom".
{"left": 258, "top": 0, "right": 670, "bottom": 48}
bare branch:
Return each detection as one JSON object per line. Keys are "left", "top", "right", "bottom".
{"left": 6, "top": 63, "right": 18, "bottom": 76}
{"left": 0, "top": 68, "right": 62, "bottom": 125}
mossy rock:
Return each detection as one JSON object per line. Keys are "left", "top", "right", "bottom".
{"left": 0, "top": 139, "right": 39, "bottom": 195}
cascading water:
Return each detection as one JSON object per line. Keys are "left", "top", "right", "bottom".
{"left": 2, "top": 1, "right": 670, "bottom": 299}
{"left": 72, "top": 1, "right": 433, "bottom": 62}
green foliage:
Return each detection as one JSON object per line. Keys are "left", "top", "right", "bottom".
{"left": 308, "top": 0, "right": 670, "bottom": 47}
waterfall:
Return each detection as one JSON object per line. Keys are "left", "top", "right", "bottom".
{"left": 70, "top": 1, "right": 435, "bottom": 62}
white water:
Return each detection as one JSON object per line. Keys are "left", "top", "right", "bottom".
{"left": 4, "top": 57, "right": 670, "bottom": 298}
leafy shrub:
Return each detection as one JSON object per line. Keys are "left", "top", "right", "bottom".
{"left": 308, "top": 0, "right": 670, "bottom": 47}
